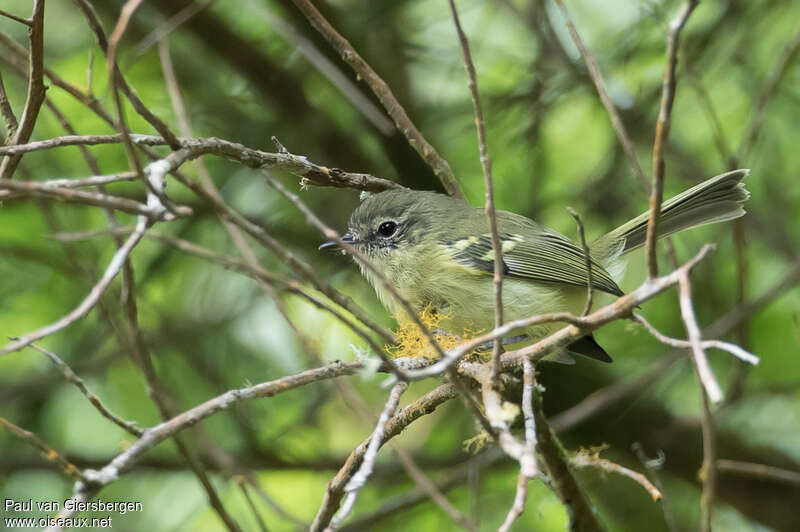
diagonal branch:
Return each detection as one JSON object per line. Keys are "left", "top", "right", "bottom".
{"left": 0, "top": 0, "right": 46, "bottom": 179}
{"left": 447, "top": 0, "right": 505, "bottom": 386}
{"left": 289, "top": 0, "right": 463, "bottom": 197}
{"left": 644, "top": 0, "right": 699, "bottom": 278}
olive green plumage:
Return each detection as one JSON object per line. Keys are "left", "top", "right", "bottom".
{"left": 333, "top": 169, "right": 750, "bottom": 362}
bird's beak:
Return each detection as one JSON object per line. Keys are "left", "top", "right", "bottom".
{"left": 319, "top": 232, "right": 356, "bottom": 250}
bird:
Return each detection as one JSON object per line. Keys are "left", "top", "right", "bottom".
{"left": 321, "top": 169, "right": 750, "bottom": 363}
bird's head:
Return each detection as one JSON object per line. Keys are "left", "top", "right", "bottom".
{"left": 320, "top": 188, "right": 465, "bottom": 273}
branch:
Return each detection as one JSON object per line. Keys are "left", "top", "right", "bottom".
{"left": 570, "top": 451, "right": 662, "bottom": 502}
{"left": 0, "top": 133, "right": 404, "bottom": 192}
{"left": 0, "top": 218, "right": 149, "bottom": 356}
{"left": 0, "top": 0, "right": 46, "bottom": 179}
{"left": 0, "top": 71, "right": 19, "bottom": 139}
{"left": 531, "top": 372, "right": 603, "bottom": 531}
{"left": 716, "top": 460, "right": 800, "bottom": 486}
{"left": 330, "top": 382, "right": 409, "bottom": 529}
{"left": 21, "top": 343, "right": 143, "bottom": 437}
{"left": 633, "top": 314, "right": 759, "bottom": 365}
{"left": 289, "top": 0, "right": 463, "bottom": 197}
{"left": 0, "top": 7, "right": 33, "bottom": 26}
{"left": 311, "top": 384, "right": 458, "bottom": 531}
{"left": 57, "top": 360, "right": 364, "bottom": 523}
{"left": 497, "top": 244, "right": 713, "bottom": 370}
{"left": 71, "top": 0, "right": 182, "bottom": 150}
{"left": 697, "top": 376, "right": 716, "bottom": 532}
{"left": 447, "top": 0, "right": 505, "bottom": 386}
{"left": 644, "top": 0, "right": 699, "bottom": 277}
{"left": 678, "top": 271, "right": 723, "bottom": 403}
{"left": 0, "top": 417, "right": 85, "bottom": 482}
{"left": 0, "top": 177, "right": 187, "bottom": 219}
{"left": 498, "top": 358, "right": 538, "bottom": 532}
{"left": 568, "top": 207, "right": 594, "bottom": 315}
{"left": 553, "top": 0, "right": 649, "bottom": 190}
{"left": 551, "top": 261, "right": 800, "bottom": 432}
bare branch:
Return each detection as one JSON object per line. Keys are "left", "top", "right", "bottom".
{"left": 0, "top": 133, "right": 404, "bottom": 192}
{"left": 289, "top": 0, "right": 463, "bottom": 197}
{"left": 498, "top": 358, "right": 538, "bottom": 532}
{"left": 698, "top": 379, "right": 716, "bottom": 532}
{"left": 21, "top": 343, "right": 143, "bottom": 436}
{"left": 570, "top": 452, "right": 663, "bottom": 502}
{"left": 0, "top": 8, "right": 33, "bottom": 26}
{"left": 633, "top": 313, "right": 759, "bottom": 365}
{"left": 644, "top": 0, "right": 699, "bottom": 278}
{"left": 311, "top": 384, "right": 458, "bottom": 531}
{"left": 0, "top": 0, "right": 46, "bottom": 179}
{"left": 551, "top": 261, "right": 800, "bottom": 433}
{"left": 0, "top": 417, "right": 85, "bottom": 482}
{"left": 678, "top": 272, "right": 723, "bottom": 403}
{"left": 447, "top": 0, "right": 505, "bottom": 386}
{"left": 530, "top": 369, "right": 603, "bottom": 531}
{"left": 553, "top": 0, "right": 649, "bottom": 190}
{"left": 71, "top": 0, "right": 182, "bottom": 150}
{"left": 716, "top": 459, "right": 800, "bottom": 486}
{"left": 0, "top": 71, "right": 19, "bottom": 139}
{"left": 331, "top": 382, "right": 409, "bottom": 529}
{"left": 0, "top": 218, "right": 148, "bottom": 356}
{"left": 568, "top": 207, "right": 594, "bottom": 315}
{"left": 0, "top": 177, "right": 184, "bottom": 218}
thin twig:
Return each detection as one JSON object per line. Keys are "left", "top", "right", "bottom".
{"left": 311, "top": 384, "right": 458, "bottom": 531}
{"left": 289, "top": 0, "right": 463, "bottom": 197}
{"left": 633, "top": 313, "right": 758, "bottom": 365}
{"left": 632, "top": 443, "right": 678, "bottom": 532}
{"left": 498, "top": 358, "right": 538, "bottom": 532}
{"left": 530, "top": 368, "right": 603, "bottom": 531}
{"left": 570, "top": 452, "right": 663, "bottom": 501}
{"left": 716, "top": 459, "right": 800, "bottom": 486}
{"left": 0, "top": 133, "right": 404, "bottom": 192}
{"left": 0, "top": 0, "right": 46, "bottom": 179}
{"left": 678, "top": 271, "right": 723, "bottom": 403}
{"left": 21, "top": 343, "right": 143, "bottom": 436}
{"left": 235, "top": 478, "right": 270, "bottom": 532}
{"left": 447, "top": 0, "right": 505, "bottom": 387}
{"left": 644, "top": 0, "right": 699, "bottom": 278}
{"left": 0, "top": 8, "right": 33, "bottom": 26}
{"left": 0, "top": 176, "right": 189, "bottom": 219}
{"left": 0, "top": 71, "right": 19, "bottom": 139}
{"left": 0, "top": 417, "right": 85, "bottom": 482}
{"left": 698, "top": 382, "right": 716, "bottom": 532}
{"left": 71, "top": 0, "right": 182, "bottom": 150}
{"left": 568, "top": 207, "right": 594, "bottom": 315}
{"left": 553, "top": 0, "right": 648, "bottom": 190}
{"left": 60, "top": 360, "right": 365, "bottom": 524}
{"left": 551, "top": 261, "right": 800, "bottom": 432}
{"left": 330, "top": 382, "right": 409, "bottom": 529}
{"left": 0, "top": 218, "right": 148, "bottom": 356}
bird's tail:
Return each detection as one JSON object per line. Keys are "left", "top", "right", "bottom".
{"left": 591, "top": 169, "right": 750, "bottom": 265}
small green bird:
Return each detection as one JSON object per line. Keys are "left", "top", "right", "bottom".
{"left": 322, "top": 169, "right": 749, "bottom": 362}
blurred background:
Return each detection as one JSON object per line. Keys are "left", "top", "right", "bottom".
{"left": 1, "top": 0, "right": 799, "bottom": 530}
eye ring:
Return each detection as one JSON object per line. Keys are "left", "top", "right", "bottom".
{"left": 378, "top": 221, "right": 398, "bottom": 237}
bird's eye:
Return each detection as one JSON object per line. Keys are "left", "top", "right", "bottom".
{"left": 378, "top": 221, "right": 398, "bottom": 237}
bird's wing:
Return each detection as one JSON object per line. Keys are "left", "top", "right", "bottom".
{"left": 446, "top": 230, "right": 624, "bottom": 296}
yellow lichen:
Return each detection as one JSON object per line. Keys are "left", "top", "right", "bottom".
{"left": 387, "top": 306, "right": 475, "bottom": 359}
